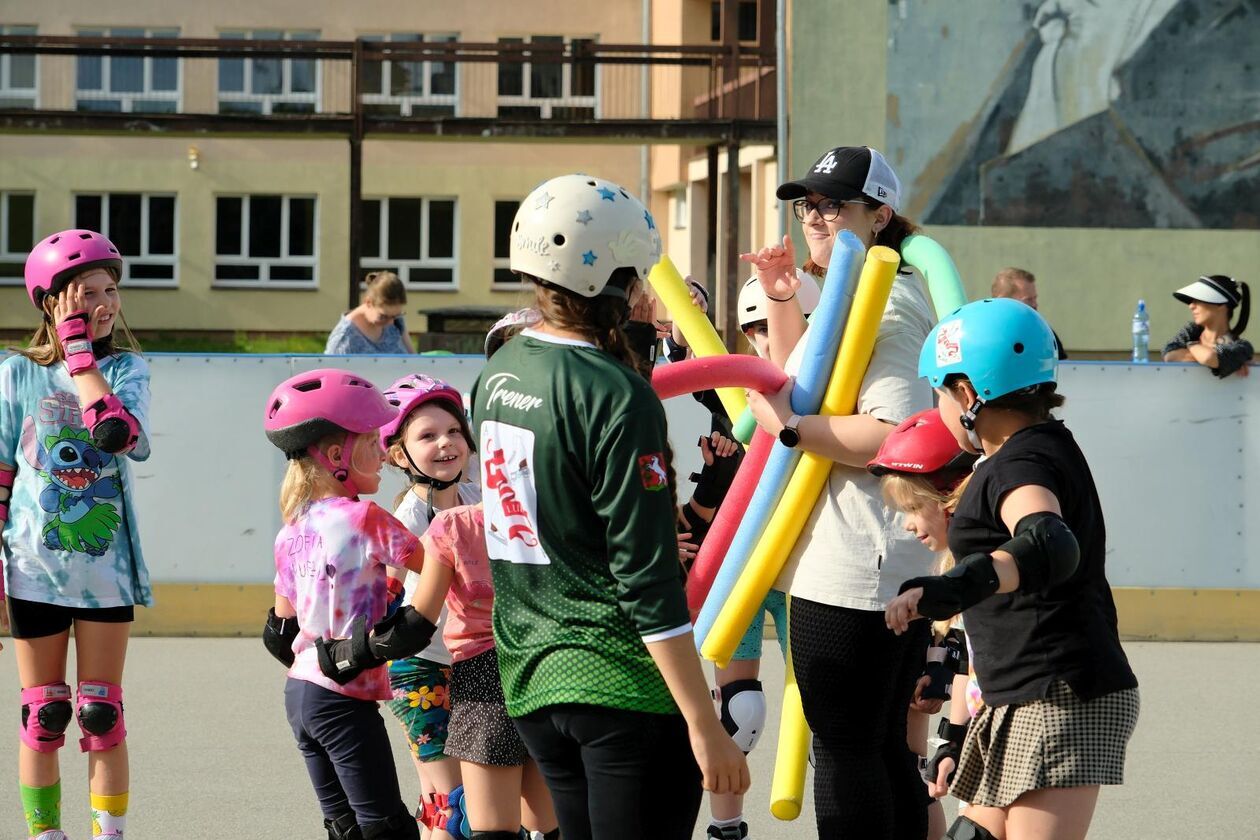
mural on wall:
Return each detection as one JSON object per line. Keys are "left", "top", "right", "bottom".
{"left": 886, "top": 0, "right": 1260, "bottom": 229}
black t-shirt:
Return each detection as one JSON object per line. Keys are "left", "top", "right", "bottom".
{"left": 949, "top": 421, "right": 1137, "bottom": 707}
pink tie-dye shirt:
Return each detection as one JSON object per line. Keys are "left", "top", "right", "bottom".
{"left": 274, "top": 497, "right": 419, "bottom": 701}
{"left": 421, "top": 504, "right": 495, "bottom": 663}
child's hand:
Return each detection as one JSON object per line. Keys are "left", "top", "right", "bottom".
{"left": 885, "top": 587, "right": 924, "bottom": 635}
{"left": 910, "top": 675, "right": 944, "bottom": 715}
{"left": 739, "top": 235, "right": 799, "bottom": 302}
{"left": 678, "top": 532, "right": 699, "bottom": 567}
{"left": 689, "top": 718, "right": 751, "bottom": 795}
{"left": 926, "top": 757, "right": 956, "bottom": 799}
{"left": 51, "top": 282, "right": 93, "bottom": 334}
{"left": 685, "top": 276, "right": 709, "bottom": 314}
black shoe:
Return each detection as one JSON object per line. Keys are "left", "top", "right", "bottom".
{"left": 707, "top": 822, "right": 749, "bottom": 840}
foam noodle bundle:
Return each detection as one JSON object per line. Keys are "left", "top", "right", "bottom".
{"left": 900, "top": 233, "right": 966, "bottom": 319}
{"left": 701, "top": 245, "right": 900, "bottom": 668}
{"left": 647, "top": 255, "right": 747, "bottom": 424}
{"left": 691, "top": 231, "right": 866, "bottom": 649}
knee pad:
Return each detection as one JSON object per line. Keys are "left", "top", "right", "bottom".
{"left": 76, "top": 681, "right": 126, "bottom": 752}
{"left": 83, "top": 394, "right": 141, "bottom": 455}
{"left": 20, "top": 682, "right": 73, "bottom": 752}
{"left": 469, "top": 833, "right": 521, "bottom": 840}
{"left": 945, "top": 815, "right": 998, "bottom": 840}
{"left": 361, "top": 810, "right": 420, "bottom": 840}
{"left": 718, "top": 678, "right": 766, "bottom": 754}
{"left": 444, "top": 785, "right": 472, "bottom": 840}
{"left": 325, "top": 812, "right": 364, "bottom": 840}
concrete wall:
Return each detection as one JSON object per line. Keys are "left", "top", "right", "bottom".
{"left": 34, "top": 353, "right": 1258, "bottom": 640}
{"left": 788, "top": 0, "right": 1260, "bottom": 353}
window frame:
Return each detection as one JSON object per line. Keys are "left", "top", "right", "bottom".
{"left": 75, "top": 27, "right": 182, "bottom": 114}
{"left": 72, "top": 192, "right": 179, "bottom": 288}
{"left": 0, "top": 191, "right": 36, "bottom": 284}
{"left": 361, "top": 196, "right": 459, "bottom": 292}
{"left": 213, "top": 194, "right": 319, "bottom": 290}
{"left": 359, "top": 33, "right": 460, "bottom": 117}
{"left": 491, "top": 198, "right": 524, "bottom": 291}
{"left": 0, "top": 25, "right": 39, "bottom": 108}
{"left": 217, "top": 29, "right": 321, "bottom": 116}
{"left": 496, "top": 34, "right": 599, "bottom": 120}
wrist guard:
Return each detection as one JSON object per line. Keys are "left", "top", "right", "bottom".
{"left": 899, "top": 552, "right": 1000, "bottom": 620}
{"left": 263, "top": 608, "right": 300, "bottom": 668}
{"left": 315, "top": 616, "right": 382, "bottom": 684}
{"left": 921, "top": 646, "right": 952, "bottom": 701}
{"left": 679, "top": 501, "right": 712, "bottom": 549}
{"left": 56, "top": 312, "right": 96, "bottom": 376}
{"left": 0, "top": 465, "right": 13, "bottom": 529}
{"left": 624, "top": 320, "right": 659, "bottom": 367}
{"left": 689, "top": 437, "right": 743, "bottom": 509}
{"left": 923, "top": 718, "right": 969, "bottom": 785}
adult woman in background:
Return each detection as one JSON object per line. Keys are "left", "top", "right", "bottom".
{"left": 325, "top": 271, "right": 416, "bottom": 355}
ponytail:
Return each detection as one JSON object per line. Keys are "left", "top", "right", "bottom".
{"left": 1233, "top": 281, "right": 1250, "bottom": 338}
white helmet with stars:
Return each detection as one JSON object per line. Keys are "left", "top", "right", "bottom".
{"left": 510, "top": 174, "right": 662, "bottom": 298}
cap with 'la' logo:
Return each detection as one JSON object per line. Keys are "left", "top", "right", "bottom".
{"left": 776, "top": 146, "right": 901, "bottom": 213}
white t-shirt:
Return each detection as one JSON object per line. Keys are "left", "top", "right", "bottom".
{"left": 774, "top": 268, "right": 937, "bottom": 611}
{"left": 393, "top": 481, "right": 483, "bottom": 665}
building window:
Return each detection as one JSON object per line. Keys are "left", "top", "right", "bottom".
{"left": 361, "top": 197, "right": 457, "bottom": 289}
{"left": 0, "top": 25, "right": 37, "bottom": 108}
{"left": 497, "top": 36, "right": 597, "bottom": 120}
{"left": 672, "top": 187, "right": 689, "bottom": 230}
{"left": 214, "top": 195, "right": 317, "bottom": 287}
{"left": 492, "top": 199, "right": 521, "bottom": 287}
{"left": 710, "top": 2, "right": 759, "bottom": 42}
{"left": 75, "top": 193, "right": 177, "bottom": 285}
{"left": 360, "top": 33, "right": 458, "bottom": 117}
{"left": 0, "top": 192, "right": 35, "bottom": 281}
{"left": 218, "top": 30, "right": 319, "bottom": 115}
{"left": 76, "top": 28, "right": 180, "bottom": 113}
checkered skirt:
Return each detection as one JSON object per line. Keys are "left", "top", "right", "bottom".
{"left": 951, "top": 680, "right": 1140, "bottom": 807}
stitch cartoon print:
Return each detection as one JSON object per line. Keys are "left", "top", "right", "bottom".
{"left": 22, "top": 418, "right": 122, "bottom": 556}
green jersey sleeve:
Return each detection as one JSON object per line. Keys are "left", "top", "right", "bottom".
{"left": 590, "top": 402, "right": 691, "bottom": 640}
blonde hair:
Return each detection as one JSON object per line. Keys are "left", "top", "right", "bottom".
{"left": 14, "top": 267, "right": 142, "bottom": 366}
{"left": 278, "top": 432, "right": 366, "bottom": 524}
{"left": 362, "top": 271, "right": 406, "bottom": 308}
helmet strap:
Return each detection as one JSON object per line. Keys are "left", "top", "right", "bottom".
{"left": 307, "top": 432, "right": 361, "bottom": 499}
{"left": 401, "top": 447, "right": 461, "bottom": 518}
{"left": 959, "top": 397, "right": 986, "bottom": 452}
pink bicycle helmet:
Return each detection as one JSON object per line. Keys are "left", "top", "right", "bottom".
{"left": 264, "top": 369, "right": 397, "bottom": 456}
{"left": 379, "top": 374, "right": 474, "bottom": 452}
{"left": 24, "top": 229, "right": 124, "bottom": 309}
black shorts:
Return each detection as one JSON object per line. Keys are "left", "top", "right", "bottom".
{"left": 7, "top": 597, "right": 134, "bottom": 640}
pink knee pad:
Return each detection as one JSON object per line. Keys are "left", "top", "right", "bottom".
{"left": 76, "top": 681, "right": 126, "bottom": 752}
{"left": 20, "top": 682, "right": 74, "bottom": 752}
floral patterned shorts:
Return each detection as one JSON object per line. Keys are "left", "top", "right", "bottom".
{"left": 387, "top": 656, "right": 452, "bottom": 763}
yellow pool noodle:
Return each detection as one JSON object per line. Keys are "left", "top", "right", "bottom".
{"left": 647, "top": 255, "right": 748, "bottom": 425}
{"left": 701, "top": 246, "right": 900, "bottom": 668}
{"left": 770, "top": 597, "right": 811, "bottom": 821}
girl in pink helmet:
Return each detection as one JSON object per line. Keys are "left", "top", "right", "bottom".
{"left": 380, "top": 373, "right": 558, "bottom": 840}
{"left": 377, "top": 374, "right": 478, "bottom": 838}
{"left": 262, "top": 369, "right": 442, "bottom": 840}
{"left": 2, "top": 230, "right": 150, "bottom": 840}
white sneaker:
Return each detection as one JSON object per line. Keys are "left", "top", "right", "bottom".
{"left": 33, "top": 831, "right": 70, "bottom": 840}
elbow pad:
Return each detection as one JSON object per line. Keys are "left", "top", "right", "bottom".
{"left": 367, "top": 606, "right": 437, "bottom": 661}
{"left": 263, "top": 608, "right": 300, "bottom": 668}
{"left": 998, "top": 512, "right": 1080, "bottom": 591}
{"left": 83, "top": 394, "right": 140, "bottom": 455}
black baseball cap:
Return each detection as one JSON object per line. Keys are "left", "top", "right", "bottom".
{"left": 776, "top": 146, "right": 902, "bottom": 213}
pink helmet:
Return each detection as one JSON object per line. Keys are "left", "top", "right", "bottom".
{"left": 24, "top": 229, "right": 124, "bottom": 309}
{"left": 264, "top": 369, "right": 397, "bottom": 456}
{"left": 378, "top": 374, "right": 474, "bottom": 452}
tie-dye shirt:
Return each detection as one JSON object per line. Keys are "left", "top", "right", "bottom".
{"left": 274, "top": 497, "right": 420, "bottom": 701}
{"left": 0, "top": 351, "right": 152, "bottom": 609}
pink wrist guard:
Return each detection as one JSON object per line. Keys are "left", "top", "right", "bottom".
{"left": 56, "top": 312, "right": 96, "bottom": 376}
{"left": 0, "top": 465, "right": 13, "bottom": 529}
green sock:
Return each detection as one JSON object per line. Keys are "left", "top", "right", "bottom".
{"left": 20, "top": 780, "right": 62, "bottom": 835}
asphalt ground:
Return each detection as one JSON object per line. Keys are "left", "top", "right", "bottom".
{"left": 0, "top": 639, "right": 1255, "bottom": 839}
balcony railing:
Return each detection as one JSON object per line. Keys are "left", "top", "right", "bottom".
{"left": 0, "top": 34, "right": 776, "bottom": 143}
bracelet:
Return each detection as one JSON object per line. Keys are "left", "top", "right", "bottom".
{"left": 766, "top": 292, "right": 796, "bottom": 303}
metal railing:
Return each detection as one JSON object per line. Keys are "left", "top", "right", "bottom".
{"left": 0, "top": 34, "right": 777, "bottom": 142}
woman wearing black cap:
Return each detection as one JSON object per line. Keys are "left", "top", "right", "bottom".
{"left": 741, "top": 146, "right": 938, "bottom": 840}
{"left": 1162, "top": 274, "right": 1253, "bottom": 378}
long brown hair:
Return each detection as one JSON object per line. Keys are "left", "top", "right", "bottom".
{"left": 529, "top": 269, "right": 680, "bottom": 512}
{"left": 14, "top": 267, "right": 142, "bottom": 366}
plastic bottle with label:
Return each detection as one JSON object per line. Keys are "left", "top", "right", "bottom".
{"left": 1132, "top": 299, "right": 1150, "bottom": 363}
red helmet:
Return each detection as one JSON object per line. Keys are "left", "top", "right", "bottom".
{"left": 867, "top": 409, "right": 977, "bottom": 492}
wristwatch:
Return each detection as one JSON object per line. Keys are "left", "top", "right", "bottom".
{"left": 778, "top": 414, "right": 803, "bottom": 448}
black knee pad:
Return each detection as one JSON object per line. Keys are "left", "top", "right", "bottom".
{"left": 361, "top": 811, "right": 420, "bottom": 840}
{"left": 325, "top": 812, "right": 363, "bottom": 840}
{"left": 945, "top": 815, "right": 998, "bottom": 840}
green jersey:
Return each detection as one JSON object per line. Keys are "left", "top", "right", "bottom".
{"left": 472, "top": 331, "right": 690, "bottom": 717}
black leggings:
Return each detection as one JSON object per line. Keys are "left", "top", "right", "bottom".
{"left": 512, "top": 704, "right": 702, "bottom": 840}
{"left": 790, "top": 597, "right": 929, "bottom": 840}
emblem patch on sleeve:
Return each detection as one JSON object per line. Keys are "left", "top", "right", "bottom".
{"left": 638, "top": 453, "right": 669, "bottom": 491}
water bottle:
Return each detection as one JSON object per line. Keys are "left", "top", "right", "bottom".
{"left": 1132, "top": 299, "right": 1150, "bottom": 363}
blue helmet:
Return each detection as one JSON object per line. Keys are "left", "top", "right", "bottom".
{"left": 918, "top": 298, "right": 1058, "bottom": 400}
